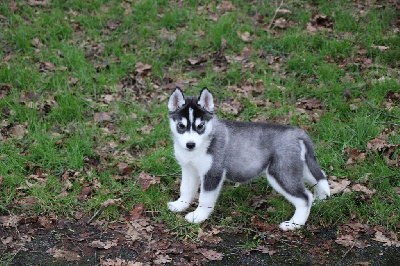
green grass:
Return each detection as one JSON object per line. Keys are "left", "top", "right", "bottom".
{"left": 0, "top": 0, "right": 399, "bottom": 242}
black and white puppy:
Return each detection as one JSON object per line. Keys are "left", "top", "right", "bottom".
{"left": 167, "top": 88, "right": 330, "bottom": 230}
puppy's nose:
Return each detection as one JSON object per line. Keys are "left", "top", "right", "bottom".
{"left": 186, "top": 142, "right": 196, "bottom": 150}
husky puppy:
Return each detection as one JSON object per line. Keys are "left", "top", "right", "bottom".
{"left": 167, "top": 88, "right": 330, "bottom": 230}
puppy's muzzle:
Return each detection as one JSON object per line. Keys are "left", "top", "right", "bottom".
{"left": 186, "top": 142, "right": 196, "bottom": 150}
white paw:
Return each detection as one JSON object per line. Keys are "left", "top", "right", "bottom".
{"left": 279, "top": 220, "right": 303, "bottom": 231}
{"left": 167, "top": 200, "right": 189, "bottom": 212}
{"left": 185, "top": 208, "right": 212, "bottom": 224}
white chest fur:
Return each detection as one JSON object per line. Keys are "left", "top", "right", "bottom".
{"left": 173, "top": 141, "right": 213, "bottom": 177}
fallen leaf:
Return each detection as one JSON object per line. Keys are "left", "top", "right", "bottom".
{"left": 251, "top": 246, "right": 277, "bottom": 255}
{"left": 10, "top": 124, "right": 27, "bottom": 140}
{"left": 94, "top": 112, "right": 111, "bottom": 123}
{"left": 237, "top": 31, "right": 253, "bottom": 42}
{"left": 46, "top": 247, "right": 81, "bottom": 261}
{"left": 187, "top": 56, "right": 207, "bottom": 65}
{"left": 37, "top": 216, "right": 54, "bottom": 229}
{"left": 1, "top": 236, "right": 13, "bottom": 245}
{"left": 277, "top": 8, "right": 292, "bottom": 14}
{"left": 90, "top": 240, "right": 118, "bottom": 249}
{"left": 198, "top": 227, "right": 222, "bottom": 244}
{"left": 15, "top": 197, "right": 38, "bottom": 206}
{"left": 335, "top": 235, "right": 368, "bottom": 248}
{"left": 125, "top": 219, "right": 153, "bottom": 242}
{"left": 372, "top": 231, "right": 400, "bottom": 247}
{"left": 100, "top": 258, "right": 141, "bottom": 266}
{"left": 351, "top": 184, "right": 376, "bottom": 196}
{"left": 78, "top": 186, "right": 92, "bottom": 200}
{"left": 106, "top": 20, "right": 120, "bottom": 30}
{"left": 135, "top": 62, "right": 151, "bottom": 76}
{"left": 371, "top": 45, "right": 389, "bottom": 51}
{"left": 9, "top": 0, "right": 18, "bottom": 13}
{"left": 218, "top": 1, "right": 234, "bottom": 11}
{"left": 344, "top": 146, "right": 366, "bottom": 164}
{"left": 137, "top": 125, "right": 153, "bottom": 135}
{"left": 0, "top": 214, "right": 26, "bottom": 227}
{"left": 274, "top": 17, "right": 289, "bottom": 29}
{"left": 328, "top": 177, "right": 351, "bottom": 195}
{"left": 219, "top": 101, "right": 242, "bottom": 115}
{"left": 154, "top": 255, "right": 172, "bottom": 264}
{"left": 22, "top": 0, "right": 48, "bottom": 7}
{"left": 137, "top": 172, "right": 160, "bottom": 191}
{"left": 200, "top": 249, "right": 224, "bottom": 261}
{"left": 117, "top": 162, "right": 133, "bottom": 175}
{"left": 128, "top": 202, "right": 144, "bottom": 220}
{"left": 101, "top": 198, "right": 122, "bottom": 208}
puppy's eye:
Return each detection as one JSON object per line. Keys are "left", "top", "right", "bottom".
{"left": 197, "top": 123, "right": 205, "bottom": 130}
{"left": 177, "top": 123, "right": 185, "bottom": 130}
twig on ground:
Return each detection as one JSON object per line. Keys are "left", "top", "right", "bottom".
{"left": 361, "top": 95, "right": 400, "bottom": 120}
{"left": 338, "top": 241, "right": 355, "bottom": 263}
{"left": 6, "top": 209, "right": 21, "bottom": 239}
{"left": 267, "top": 0, "right": 284, "bottom": 30}
{"left": 87, "top": 206, "right": 105, "bottom": 225}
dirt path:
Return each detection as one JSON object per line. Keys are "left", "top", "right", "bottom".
{"left": 1, "top": 215, "right": 399, "bottom": 265}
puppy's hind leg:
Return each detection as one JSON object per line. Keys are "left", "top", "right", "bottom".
{"left": 266, "top": 168, "right": 313, "bottom": 231}
{"left": 168, "top": 165, "right": 200, "bottom": 212}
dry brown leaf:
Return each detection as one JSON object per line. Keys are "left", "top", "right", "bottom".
{"left": 200, "top": 249, "right": 224, "bottom": 261}
{"left": 77, "top": 186, "right": 92, "bottom": 200}
{"left": 274, "top": 17, "right": 289, "bottom": 29}
{"left": 137, "top": 125, "right": 153, "bottom": 135}
{"left": 344, "top": 146, "right": 366, "bottom": 164}
{"left": 9, "top": 0, "right": 18, "bottom": 13}
{"left": 137, "top": 172, "right": 160, "bottom": 191}
{"left": 94, "top": 112, "right": 111, "bottom": 123}
{"left": 328, "top": 177, "right": 351, "bottom": 195}
{"left": 90, "top": 240, "right": 118, "bottom": 249}
{"left": 198, "top": 227, "right": 222, "bottom": 244}
{"left": 117, "top": 162, "right": 133, "bottom": 175}
{"left": 0, "top": 214, "right": 26, "bottom": 227}
{"left": 154, "top": 255, "right": 172, "bottom": 264}
{"left": 335, "top": 235, "right": 368, "bottom": 248}
{"left": 372, "top": 231, "right": 400, "bottom": 247}
{"left": 351, "top": 184, "right": 376, "bottom": 196}
{"left": 46, "top": 247, "right": 81, "bottom": 261}
{"left": 128, "top": 202, "right": 144, "bottom": 220}
{"left": 22, "top": 0, "right": 48, "bottom": 7}
{"left": 1, "top": 236, "right": 13, "bottom": 245}
{"left": 10, "top": 124, "right": 27, "bottom": 140}
{"left": 277, "top": 8, "right": 292, "bottom": 14}
{"left": 237, "top": 31, "right": 253, "bottom": 42}
{"left": 135, "top": 62, "right": 151, "bottom": 75}
{"left": 101, "top": 198, "right": 122, "bottom": 208}
{"left": 125, "top": 219, "right": 153, "bottom": 242}
{"left": 250, "top": 246, "right": 277, "bottom": 255}
{"left": 218, "top": 1, "right": 234, "bottom": 11}
{"left": 219, "top": 101, "right": 242, "bottom": 115}
{"left": 371, "top": 45, "right": 389, "bottom": 51}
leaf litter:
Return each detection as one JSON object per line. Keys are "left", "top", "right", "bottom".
{"left": 1, "top": 0, "right": 399, "bottom": 265}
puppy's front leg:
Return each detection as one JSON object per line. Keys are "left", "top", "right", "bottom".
{"left": 185, "top": 170, "right": 225, "bottom": 223}
{"left": 167, "top": 165, "right": 199, "bottom": 212}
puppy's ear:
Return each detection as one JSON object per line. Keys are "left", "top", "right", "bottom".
{"left": 198, "top": 87, "right": 214, "bottom": 113}
{"left": 168, "top": 87, "right": 185, "bottom": 112}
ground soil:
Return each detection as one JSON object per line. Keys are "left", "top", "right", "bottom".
{"left": 1, "top": 217, "right": 399, "bottom": 265}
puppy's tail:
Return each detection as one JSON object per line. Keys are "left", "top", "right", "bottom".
{"left": 302, "top": 138, "right": 330, "bottom": 200}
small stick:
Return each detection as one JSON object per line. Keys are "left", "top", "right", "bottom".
{"left": 267, "top": 0, "right": 284, "bottom": 30}
{"left": 87, "top": 205, "right": 105, "bottom": 224}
